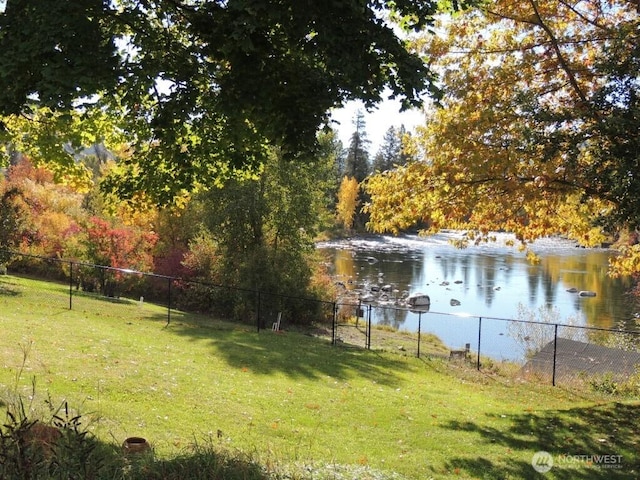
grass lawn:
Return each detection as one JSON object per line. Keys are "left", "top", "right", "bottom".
{"left": 0, "top": 274, "right": 639, "bottom": 479}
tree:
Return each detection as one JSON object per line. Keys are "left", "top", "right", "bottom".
{"left": 1, "top": 157, "right": 86, "bottom": 260}
{"left": 336, "top": 176, "right": 360, "bottom": 231}
{"left": 372, "top": 125, "right": 414, "bottom": 172}
{"left": 365, "top": 0, "right": 639, "bottom": 269}
{"left": 396, "top": 125, "right": 415, "bottom": 167}
{"left": 314, "top": 130, "right": 343, "bottom": 224}
{"left": 0, "top": 186, "right": 30, "bottom": 264}
{"left": 82, "top": 216, "right": 158, "bottom": 295}
{"left": 198, "top": 144, "right": 335, "bottom": 307}
{"left": 0, "top": 0, "right": 453, "bottom": 203}
{"left": 343, "top": 110, "right": 371, "bottom": 183}
{"left": 0, "top": 106, "right": 125, "bottom": 192}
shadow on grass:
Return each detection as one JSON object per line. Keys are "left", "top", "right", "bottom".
{"left": 0, "top": 276, "right": 22, "bottom": 296}
{"left": 160, "top": 312, "right": 410, "bottom": 386}
{"left": 137, "top": 446, "right": 271, "bottom": 480}
{"left": 438, "top": 401, "right": 640, "bottom": 479}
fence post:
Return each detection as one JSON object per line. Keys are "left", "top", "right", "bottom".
{"left": 68, "top": 261, "right": 73, "bottom": 310}
{"left": 552, "top": 324, "right": 558, "bottom": 386}
{"left": 256, "top": 291, "right": 261, "bottom": 332}
{"left": 332, "top": 302, "right": 337, "bottom": 346}
{"left": 366, "top": 304, "right": 372, "bottom": 349}
{"left": 417, "top": 311, "right": 422, "bottom": 358}
{"left": 476, "top": 316, "right": 482, "bottom": 370}
{"left": 166, "top": 277, "right": 172, "bottom": 326}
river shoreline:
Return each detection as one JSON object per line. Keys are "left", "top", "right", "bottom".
{"left": 317, "top": 232, "right": 636, "bottom": 359}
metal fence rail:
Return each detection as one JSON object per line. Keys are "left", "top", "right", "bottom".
{"left": 2, "top": 250, "right": 640, "bottom": 389}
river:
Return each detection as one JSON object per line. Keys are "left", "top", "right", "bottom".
{"left": 317, "top": 232, "right": 638, "bottom": 360}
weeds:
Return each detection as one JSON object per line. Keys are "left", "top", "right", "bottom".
{"left": 0, "top": 342, "right": 107, "bottom": 479}
{"left": 49, "top": 402, "right": 106, "bottom": 480}
{"left": 588, "top": 372, "right": 620, "bottom": 395}
{"left": 587, "top": 370, "right": 640, "bottom": 397}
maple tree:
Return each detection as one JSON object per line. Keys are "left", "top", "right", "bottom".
{"left": 0, "top": 0, "right": 460, "bottom": 203}
{"left": 0, "top": 106, "right": 125, "bottom": 195}
{"left": 81, "top": 215, "right": 158, "bottom": 295}
{"left": 84, "top": 216, "right": 157, "bottom": 271}
{"left": 364, "top": 0, "right": 639, "bottom": 272}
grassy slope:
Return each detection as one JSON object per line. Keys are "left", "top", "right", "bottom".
{"left": 0, "top": 274, "right": 638, "bottom": 479}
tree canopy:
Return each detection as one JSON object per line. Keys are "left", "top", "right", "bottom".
{"left": 0, "top": 0, "right": 455, "bottom": 203}
{"left": 365, "top": 0, "right": 639, "bottom": 271}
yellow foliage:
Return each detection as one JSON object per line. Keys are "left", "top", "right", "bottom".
{"left": 336, "top": 176, "right": 360, "bottom": 230}
{"left": 609, "top": 245, "right": 640, "bottom": 278}
{"left": 364, "top": 0, "right": 635, "bottom": 270}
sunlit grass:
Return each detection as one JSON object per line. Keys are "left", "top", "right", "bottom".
{"left": 0, "top": 274, "right": 639, "bottom": 479}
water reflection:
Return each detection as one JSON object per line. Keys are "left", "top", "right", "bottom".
{"left": 320, "top": 233, "right": 637, "bottom": 332}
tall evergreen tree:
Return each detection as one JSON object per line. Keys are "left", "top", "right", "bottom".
{"left": 373, "top": 125, "right": 416, "bottom": 172}
{"left": 344, "top": 110, "right": 371, "bottom": 183}
{"left": 373, "top": 126, "right": 398, "bottom": 172}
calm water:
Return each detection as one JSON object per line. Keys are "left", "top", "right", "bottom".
{"left": 317, "top": 232, "right": 637, "bottom": 360}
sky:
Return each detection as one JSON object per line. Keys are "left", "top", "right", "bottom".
{"left": 330, "top": 98, "right": 428, "bottom": 155}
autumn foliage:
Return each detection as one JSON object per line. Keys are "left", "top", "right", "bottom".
{"left": 365, "top": 0, "right": 639, "bottom": 273}
{"left": 0, "top": 157, "right": 158, "bottom": 280}
{"left": 84, "top": 216, "right": 157, "bottom": 272}
{"left": 336, "top": 176, "right": 360, "bottom": 231}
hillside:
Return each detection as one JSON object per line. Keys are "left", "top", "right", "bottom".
{"left": 0, "top": 274, "right": 638, "bottom": 479}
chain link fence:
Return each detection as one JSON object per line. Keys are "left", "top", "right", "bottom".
{"left": 1, "top": 250, "right": 336, "bottom": 333}
{"left": 335, "top": 299, "right": 640, "bottom": 389}
{"left": 3, "top": 250, "right": 640, "bottom": 389}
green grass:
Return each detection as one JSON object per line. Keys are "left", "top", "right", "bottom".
{"left": 0, "top": 274, "right": 639, "bottom": 479}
